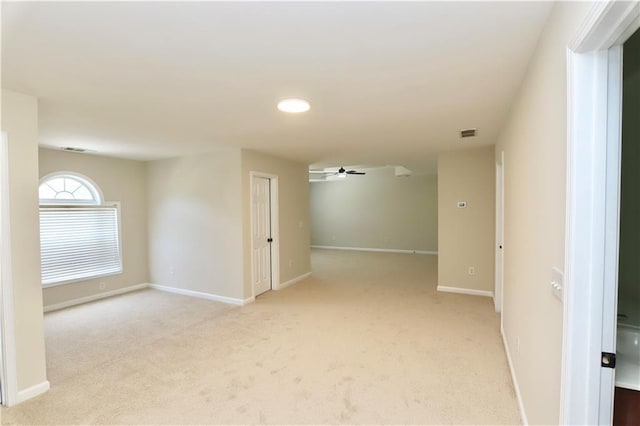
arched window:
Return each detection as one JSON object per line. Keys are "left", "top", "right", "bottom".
{"left": 39, "top": 173, "right": 122, "bottom": 286}
{"left": 38, "top": 174, "right": 102, "bottom": 205}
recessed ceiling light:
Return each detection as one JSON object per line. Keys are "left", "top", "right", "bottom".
{"left": 277, "top": 98, "right": 311, "bottom": 113}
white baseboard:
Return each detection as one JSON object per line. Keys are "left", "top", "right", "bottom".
{"left": 149, "top": 284, "right": 249, "bottom": 306}
{"left": 277, "top": 272, "right": 311, "bottom": 290}
{"left": 44, "top": 283, "right": 149, "bottom": 313}
{"left": 15, "top": 380, "right": 50, "bottom": 405}
{"left": 501, "top": 327, "right": 528, "bottom": 425}
{"left": 311, "top": 245, "right": 437, "bottom": 255}
{"left": 436, "top": 285, "right": 494, "bottom": 298}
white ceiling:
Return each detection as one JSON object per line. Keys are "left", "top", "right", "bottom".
{"left": 2, "top": 1, "right": 552, "bottom": 172}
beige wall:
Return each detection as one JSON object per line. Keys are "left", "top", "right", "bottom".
{"left": 437, "top": 146, "right": 495, "bottom": 293}
{"left": 38, "top": 148, "right": 149, "bottom": 307}
{"left": 241, "top": 149, "right": 310, "bottom": 299}
{"left": 495, "top": 2, "right": 592, "bottom": 424}
{"left": 1, "top": 90, "right": 48, "bottom": 392}
{"left": 310, "top": 168, "right": 438, "bottom": 252}
{"left": 147, "top": 148, "right": 310, "bottom": 302}
{"left": 147, "top": 149, "right": 244, "bottom": 299}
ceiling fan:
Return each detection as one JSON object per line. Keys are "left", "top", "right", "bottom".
{"left": 309, "top": 167, "right": 366, "bottom": 177}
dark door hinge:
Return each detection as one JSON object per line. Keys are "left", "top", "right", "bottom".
{"left": 601, "top": 352, "right": 616, "bottom": 368}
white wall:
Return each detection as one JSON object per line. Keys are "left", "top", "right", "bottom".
{"left": 147, "top": 148, "right": 310, "bottom": 302}
{"left": 310, "top": 168, "right": 437, "bottom": 252}
{"left": 495, "top": 2, "right": 592, "bottom": 424}
{"left": 437, "top": 146, "right": 495, "bottom": 293}
{"left": 241, "top": 149, "right": 310, "bottom": 298}
{"left": 39, "top": 148, "right": 149, "bottom": 307}
{"left": 1, "top": 90, "right": 48, "bottom": 394}
{"left": 147, "top": 149, "right": 244, "bottom": 300}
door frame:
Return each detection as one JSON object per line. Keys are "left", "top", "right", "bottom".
{"left": 494, "top": 151, "right": 504, "bottom": 314}
{"left": 562, "top": 1, "right": 640, "bottom": 424}
{"left": 0, "top": 132, "right": 18, "bottom": 406}
{"left": 249, "top": 171, "right": 279, "bottom": 298}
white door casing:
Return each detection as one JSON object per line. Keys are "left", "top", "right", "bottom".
{"left": 251, "top": 176, "right": 272, "bottom": 296}
{"left": 562, "top": 1, "right": 640, "bottom": 424}
{"left": 0, "top": 132, "right": 18, "bottom": 406}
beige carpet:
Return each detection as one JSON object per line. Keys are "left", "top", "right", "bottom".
{"left": 1, "top": 249, "right": 520, "bottom": 425}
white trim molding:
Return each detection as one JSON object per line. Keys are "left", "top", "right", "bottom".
{"left": 311, "top": 245, "right": 437, "bottom": 255}
{"left": 436, "top": 285, "right": 494, "bottom": 298}
{"left": 15, "top": 381, "right": 50, "bottom": 405}
{"left": 569, "top": 1, "right": 640, "bottom": 53}
{"left": 563, "top": 44, "right": 617, "bottom": 426}
{"left": 44, "top": 282, "right": 256, "bottom": 314}
{"left": 0, "top": 132, "right": 18, "bottom": 406}
{"left": 501, "top": 329, "right": 528, "bottom": 425}
{"left": 43, "top": 283, "right": 148, "bottom": 313}
{"left": 149, "top": 284, "right": 250, "bottom": 306}
{"left": 276, "top": 272, "right": 311, "bottom": 291}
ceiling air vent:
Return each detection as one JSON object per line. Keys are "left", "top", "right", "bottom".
{"left": 460, "top": 128, "right": 477, "bottom": 138}
{"left": 62, "top": 147, "right": 88, "bottom": 153}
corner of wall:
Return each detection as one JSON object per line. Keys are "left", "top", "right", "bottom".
{"left": 437, "top": 146, "right": 496, "bottom": 294}
{"left": 240, "top": 150, "right": 311, "bottom": 300}
{"left": 1, "top": 89, "right": 48, "bottom": 397}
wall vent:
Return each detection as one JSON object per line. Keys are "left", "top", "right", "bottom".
{"left": 460, "top": 128, "right": 477, "bottom": 138}
{"left": 62, "top": 147, "right": 88, "bottom": 153}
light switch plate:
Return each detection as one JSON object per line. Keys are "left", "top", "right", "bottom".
{"left": 551, "top": 267, "right": 563, "bottom": 302}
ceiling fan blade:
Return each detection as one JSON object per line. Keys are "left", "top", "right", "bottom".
{"left": 346, "top": 171, "right": 366, "bottom": 175}
{"left": 309, "top": 170, "right": 335, "bottom": 174}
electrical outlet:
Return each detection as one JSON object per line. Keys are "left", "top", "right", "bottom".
{"left": 99, "top": 282, "right": 106, "bottom": 290}
{"left": 468, "top": 267, "right": 476, "bottom": 275}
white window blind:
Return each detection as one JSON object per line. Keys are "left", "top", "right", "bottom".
{"left": 40, "top": 206, "right": 122, "bottom": 285}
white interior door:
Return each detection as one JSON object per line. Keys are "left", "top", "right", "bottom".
{"left": 0, "top": 133, "right": 4, "bottom": 405}
{"left": 495, "top": 153, "right": 504, "bottom": 313}
{"left": 252, "top": 176, "right": 272, "bottom": 296}
{"left": 0, "top": 131, "right": 10, "bottom": 406}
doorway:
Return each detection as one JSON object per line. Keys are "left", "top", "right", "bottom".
{"left": 563, "top": 2, "right": 640, "bottom": 424}
{"left": 495, "top": 152, "right": 504, "bottom": 314}
{"left": 613, "top": 25, "right": 640, "bottom": 425}
{"left": 250, "top": 172, "right": 279, "bottom": 297}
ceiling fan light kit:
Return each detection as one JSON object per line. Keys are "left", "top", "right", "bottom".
{"left": 308, "top": 167, "right": 367, "bottom": 178}
{"left": 336, "top": 167, "right": 365, "bottom": 176}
